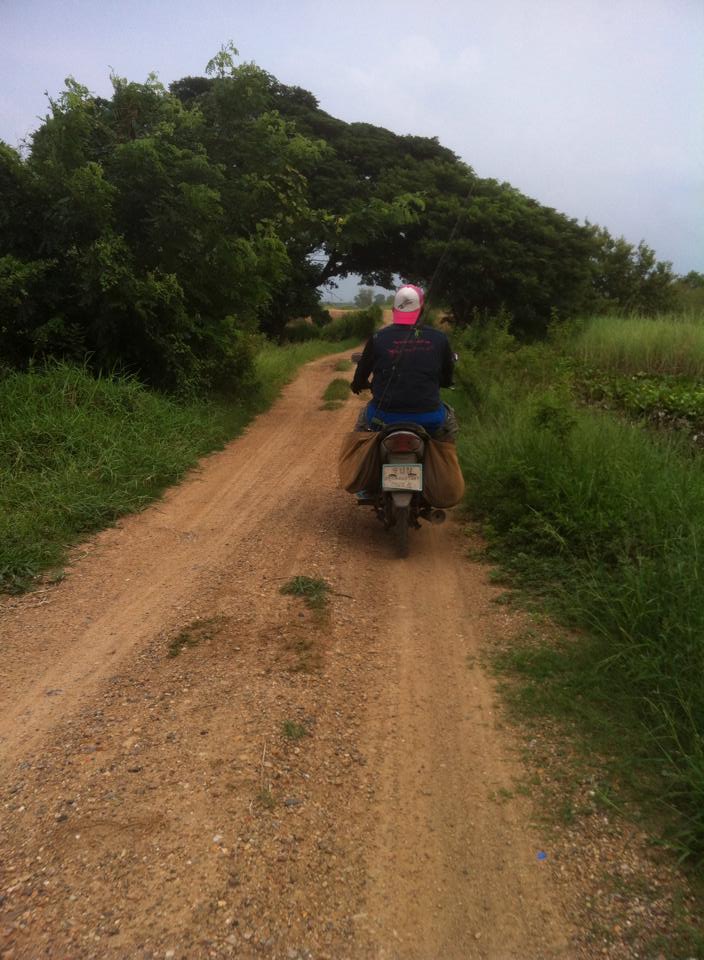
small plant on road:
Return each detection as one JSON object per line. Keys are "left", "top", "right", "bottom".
{"left": 256, "top": 786, "right": 276, "bottom": 810}
{"left": 282, "top": 720, "right": 309, "bottom": 740}
{"left": 323, "top": 377, "right": 351, "bottom": 401}
{"left": 321, "top": 377, "right": 351, "bottom": 410}
{"left": 167, "top": 616, "right": 224, "bottom": 657}
{"left": 280, "top": 575, "right": 330, "bottom": 611}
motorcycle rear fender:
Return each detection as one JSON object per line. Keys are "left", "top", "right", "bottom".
{"left": 391, "top": 492, "right": 413, "bottom": 508}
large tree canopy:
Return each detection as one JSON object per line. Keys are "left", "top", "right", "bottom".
{"left": 0, "top": 51, "right": 678, "bottom": 392}
{"left": 173, "top": 63, "right": 678, "bottom": 334}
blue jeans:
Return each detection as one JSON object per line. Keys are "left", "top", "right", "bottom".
{"left": 354, "top": 402, "right": 458, "bottom": 440}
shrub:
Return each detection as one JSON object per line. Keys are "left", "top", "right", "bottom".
{"left": 320, "top": 305, "right": 382, "bottom": 342}
{"left": 282, "top": 319, "right": 322, "bottom": 343}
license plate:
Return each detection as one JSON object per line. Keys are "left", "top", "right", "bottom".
{"left": 382, "top": 463, "right": 423, "bottom": 492}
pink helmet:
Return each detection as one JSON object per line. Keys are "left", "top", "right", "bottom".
{"left": 392, "top": 284, "right": 425, "bottom": 325}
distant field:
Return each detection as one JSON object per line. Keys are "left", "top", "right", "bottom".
{"left": 325, "top": 307, "right": 393, "bottom": 324}
{"left": 569, "top": 312, "right": 704, "bottom": 377}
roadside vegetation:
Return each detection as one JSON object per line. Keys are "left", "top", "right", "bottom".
{"left": 0, "top": 339, "right": 354, "bottom": 594}
{"left": 251, "top": 337, "right": 356, "bottom": 407}
{"left": 283, "top": 304, "right": 381, "bottom": 344}
{"left": 566, "top": 313, "right": 704, "bottom": 439}
{"left": 451, "top": 310, "right": 704, "bottom": 868}
{"left": 568, "top": 312, "right": 704, "bottom": 377}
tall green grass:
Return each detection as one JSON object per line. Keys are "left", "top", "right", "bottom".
{"left": 252, "top": 338, "right": 356, "bottom": 406}
{"left": 0, "top": 340, "right": 355, "bottom": 593}
{"left": 570, "top": 312, "right": 704, "bottom": 376}
{"left": 452, "top": 328, "right": 704, "bottom": 864}
{"left": 0, "top": 365, "right": 236, "bottom": 592}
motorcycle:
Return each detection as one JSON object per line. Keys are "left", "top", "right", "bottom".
{"left": 349, "top": 351, "right": 456, "bottom": 557}
{"left": 357, "top": 421, "right": 446, "bottom": 558}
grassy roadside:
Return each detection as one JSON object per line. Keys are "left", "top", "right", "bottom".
{"left": 448, "top": 314, "right": 704, "bottom": 950}
{"left": 0, "top": 339, "right": 356, "bottom": 594}
{"left": 450, "top": 315, "right": 704, "bottom": 873}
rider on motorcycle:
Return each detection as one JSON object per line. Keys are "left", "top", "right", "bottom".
{"left": 351, "top": 284, "right": 457, "bottom": 440}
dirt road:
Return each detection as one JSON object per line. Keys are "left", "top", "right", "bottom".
{"left": 0, "top": 354, "right": 574, "bottom": 959}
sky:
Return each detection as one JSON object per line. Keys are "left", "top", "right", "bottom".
{"left": 1, "top": 0, "right": 702, "bottom": 299}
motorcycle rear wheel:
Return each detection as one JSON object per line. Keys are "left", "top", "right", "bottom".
{"left": 393, "top": 505, "right": 410, "bottom": 558}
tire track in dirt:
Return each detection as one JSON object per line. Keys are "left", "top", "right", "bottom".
{"left": 357, "top": 529, "right": 569, "bottom": 958}
{"left": 0, "top": 353, "right": 575, "bottom": 959}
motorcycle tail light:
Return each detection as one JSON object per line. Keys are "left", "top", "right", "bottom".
{"left": 383, "top": 432, "right": 422, "bottom": 454}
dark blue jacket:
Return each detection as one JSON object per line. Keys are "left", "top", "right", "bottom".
{"left": 351, "top": 324, "right": 454, "bottom": 413}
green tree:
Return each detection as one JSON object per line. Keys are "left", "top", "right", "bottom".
{"left": 682, "top": 270, "right": 704, "bottom": 287}
{"left": 205, "top": 41, "right": 239, "bottom": 80}
{"left": 672, "top": 270, "right": 704, "bottom": 312}
{"left": 354, "top": 287, "right": 374, "bottom": 307}
{"left": 173, "top": 63, "right": 660, "bottom": 336}
{"left": 590, "top": 227, "right": 677, "bottom": 315}
{"left": 1, "top": 61, "right": 322, "bottom": 391}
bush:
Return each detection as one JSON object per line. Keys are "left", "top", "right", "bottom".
{"left": 319, "top": 304, "right": 382, "bottom": 342}
{"left": 282, "top": 319, "right": 322, "bottom": 343}
{"left": 282, "top": 304, "right": 380, "bottom": 344}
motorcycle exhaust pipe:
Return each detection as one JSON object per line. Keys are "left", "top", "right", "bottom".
{"left": 430, "top": 509, "right": 446, "bottom": 525}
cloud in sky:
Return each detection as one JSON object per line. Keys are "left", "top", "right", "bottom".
{"left": 1, "top": 0, "right": 702, "bottom": 273}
